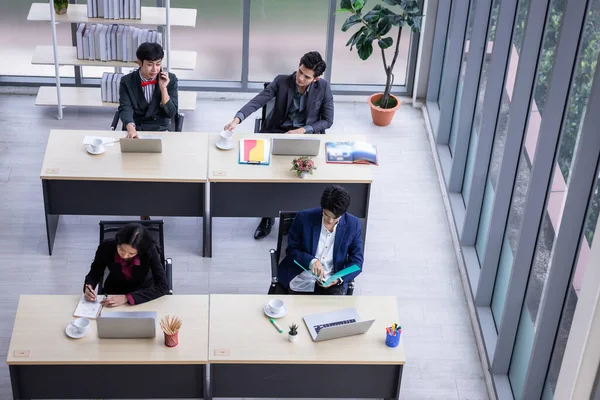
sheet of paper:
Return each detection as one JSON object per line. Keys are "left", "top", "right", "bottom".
{"left": 82, "top": 136, "right": 119, "bottom": 146}
{"left": 73, "top": 294, "right": 106, "bottom": 319}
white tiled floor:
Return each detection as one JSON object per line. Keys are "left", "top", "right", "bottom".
{"left": 0, "top": 92, "right": 489, "bottom": 400}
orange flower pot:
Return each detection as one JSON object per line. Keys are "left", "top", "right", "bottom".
{"left": 368, "top": 93, "right": 401, "bottom": 127}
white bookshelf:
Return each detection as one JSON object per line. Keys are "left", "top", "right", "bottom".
{"left": 36, "top": 86, "right": 197, "bottom": 111}
{"left": 28, "top": 3, "right": 197, "bottom": 27}
{"left": 32, "top": 45, "right": 197, "bottom": 70}
{"left": 29, "top": 1, "right": 197, "bottom": 119}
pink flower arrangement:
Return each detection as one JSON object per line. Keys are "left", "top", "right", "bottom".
{"left": 290, "top": 156, "right": 317, "bottom": 177}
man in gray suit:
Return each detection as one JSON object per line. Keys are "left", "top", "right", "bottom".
{"left": 119, "top": 42, "right": 179, "bottom": 138}
{"left": 223, "top": 51, "right": 335, "bottom": 239}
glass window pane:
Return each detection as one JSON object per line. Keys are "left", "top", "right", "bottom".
{"left": 448, "top": 0, "right": 479, "bottom": 155}
{"left": 460, "top": 0, "right": 502, "bottom": 203}
{"left": 511, "top": 0, "right": 600, "bottom": 397}
{"left": 248, "top": 0, "right": 328, "bottom": 83}
{"left": 172, "top": 0, "right": 243, "bottom": 81}
{"left": 436, "top": 3, "right": 453, "bottom": 103}
{"left": 0, "top": 0, "right": 74, "bottom": 77}
{"left": 333, "top": 0, "right": 412, "bottom": 85}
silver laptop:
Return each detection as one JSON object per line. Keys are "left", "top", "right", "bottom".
{"left": 303, "top": 308, "right": 375, "bottom": 342}
{"left": 97, "top": 311, "right": 157, "bottom": 339}
{"left": 120, "top": 135, "right": 163, "bottom": 153}
{"left": 271, "top": 137, "right": 321, "bottom": 156}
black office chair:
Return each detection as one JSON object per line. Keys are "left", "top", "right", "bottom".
{"left": 110, "top": 110, "right": 185, "bottom": 132}
{"left": 97, "top": 220, "right": 173, "bottom": 295}
{"left": 254, "top": 82, "right": 274, "bottom": 133}
{"left": 268, "top": 211, "right": 355, "bottom": 295}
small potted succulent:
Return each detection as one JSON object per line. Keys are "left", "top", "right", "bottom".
{"left": 290, "top": 156, "right": 316, "bottom": 179}
{"left": 54, "top": 0, "right": 69, "bottom": 14}
{"left": 288, "top": 323, "right": 299, "bottom": 342}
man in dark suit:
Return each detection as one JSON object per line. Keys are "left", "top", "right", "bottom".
{"left": 119, "top": 42, "right": 179, "bottom": 138}
{"left": 277, "top": 186, "right": 363, "bottom": 295}
{"left": 223, "top": 51, "right": 335, "bottom": 239}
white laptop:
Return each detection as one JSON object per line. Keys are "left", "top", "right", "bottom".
{"left": 271, "top": 137, "right": 321, "bottom": 156}
{"left": 303, "top": 308, "right": 375, "bottom": 342}
{"left": 120, "top": 135, "right": 163, "bottom": 153}
{"left": 97, "top": 311, "right": 157, "bottom": 338}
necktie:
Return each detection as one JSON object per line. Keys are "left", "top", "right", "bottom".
{"left": 141, "top": 80, "right": 157, "bottom": 87}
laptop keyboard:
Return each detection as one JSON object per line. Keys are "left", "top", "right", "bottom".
{"left": 314, "top": 319, "right": 356, "bottom": 334}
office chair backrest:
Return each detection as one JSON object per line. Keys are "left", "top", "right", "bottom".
{"left": 276, "top": 211, "right": 298, "bottom": 264}
{"left": 110, "top": 111, "right": 185, "bottom": 132}
{"left": 258, "top": 82, "right": 276, "bottom": 132}
{"left": 99, "top": 220, "right": 166, "bottom": 265}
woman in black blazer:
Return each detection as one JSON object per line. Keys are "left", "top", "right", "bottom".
{"left": 83, "top": 223, "right": 169, "bottom": 307}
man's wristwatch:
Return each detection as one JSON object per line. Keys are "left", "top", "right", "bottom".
{"left": 127, "top": 122, "right": 136, "bottom": 129}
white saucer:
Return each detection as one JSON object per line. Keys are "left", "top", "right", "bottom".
{"left": 87, "top": 144, "right": 106, "bottom": 155}
{"left": 65, "top": 323, "right": 89, "bottom": 339}
{"left": 216, "top": 141, "right": 234, "bottom": 150}
{"left": 264, "top": 304, "right": 288, "bottom": 319}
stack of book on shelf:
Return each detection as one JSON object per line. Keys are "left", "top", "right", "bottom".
{"left": 101, "top": 72, "right": 124, "bottom": 103}
{"left": 76, "top": 23, "right": 163, "bottom": 62}
{"left": 87, "top": 0, "right": 142, "bottom": 19}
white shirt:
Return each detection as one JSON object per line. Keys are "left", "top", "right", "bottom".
{"left": 139, "top": 71, "right": 155, "bottom": 104}
{"left": 289, "top": 220, "right": 337, "bottom": 292}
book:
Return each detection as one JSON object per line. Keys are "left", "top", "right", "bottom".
{"left": 92, "top": 0, "right": 97, "bottom": 18}
{"left": 113, "top": 73, "right": 122, "bottom": 102}
{"left": 124, "top": 0, "right": 130, "bottom": 19}
{"left": 83, "top": 29, "right": 91, "bottom": 60}
{"left": 115, "top": 73, "right": 123, "bottom": 102}
{"left": 94, "top": 24, "right": 104, "bottom": 61}
{"left": 99, "top": 25, "right": 109, "bottom": 61}
{"left": 156, "top": 31, "right": 163, "bottom": 47}
{"left": 87, "top": 0, "right": 93, "bottom": 17}
{"left": 325, "top": 141, "right": 378, "bottom": 165}
{"left": 76, "top": 23, "right": 86, "bottom": 60}
{"left": 116, "top": 25, "right": 123, "bottom": 61}
{"left": 74, "top": 294, "right": 105, "bottom": 319}
{"left": 101, "top": 72, "right": 109, "bottom": 102}
{"left": 129, "top": 0, "right": 135, "bottom": 20}
{"left": 110, "top": 24, "right": 118, "bottom": 61}
{"left": 98, "top": 0, "right": 104, "bottom": 18}
{"left": 135, "top": 0, "right": 141, "bottom": 19}
{"left": 119, "top": 0, "right": 124, "bottom": 19}
{"left": 88, "top": 24, "right": 97, "bottom": 61}
{"left": 113, "top": 0, "right": 120, "bottom": 19}
{"left": 106, "top": 72, "right": 113, "bottom": 102}
{"left": 293, "top": 260, "right": 361, "bottom": 287}
{"left": 239, "top": 139, "right": 270, "bottom": 165}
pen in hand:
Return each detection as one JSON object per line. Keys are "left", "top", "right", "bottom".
{"left": 84, "top": 284, "right": 97, "bottom": 302}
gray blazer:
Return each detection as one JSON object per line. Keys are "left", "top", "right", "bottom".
{"left": 118, "top": 69, "right": 178, "bottom": 131}
{"left": 237, "top": 72, "right": 334, "bottom": 133}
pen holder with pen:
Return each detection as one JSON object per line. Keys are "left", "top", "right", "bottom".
{"left": 385, "top": 328, "right": 401, "bottom": 348}
{"left": 160, "top": 315, "right": 182, "bottom": 348}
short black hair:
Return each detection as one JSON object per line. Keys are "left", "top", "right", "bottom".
{"left": 321, "top": 185, "right": 351, "bottom": 217}
{"left": 300, "top": 51, "right": 326, "bottom": 77}
{"left": 136, "top": 42, "right": 164, "bottom": 63}
{"left": 115, "top": 223, "right": 151, "bottom": 254}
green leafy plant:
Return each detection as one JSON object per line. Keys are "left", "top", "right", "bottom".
{"left": 54, "top": 0, "right": 69, "bottom": 14}
{"left": 338, "top": 0, "right": 422, "bottom": 108}
{"left": 290, "top": 156, "right": 316, "bottom": 177}
{"left": 288, "top": 323, "right": 299, "bottom": 336}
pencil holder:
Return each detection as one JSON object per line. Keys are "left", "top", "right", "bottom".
{"left": 164, "top": 331, "right": 179, "bottom": 348}
{"left": 385, "top": 331, "right": 400, "bottom": 348}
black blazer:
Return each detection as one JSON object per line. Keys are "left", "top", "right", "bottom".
{"left": 118, "top": 69, "right": 179, "bottom": 131}
{"left": 84, "top": 239, "right": 169, "bottom": 304}
{"left": 237, "top": 72, "right": 334, "bottom": 133}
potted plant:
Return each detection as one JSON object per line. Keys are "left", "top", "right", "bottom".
{"left": 288, "top": 323, "right": 299, "bottom": 342}
{"left": 54, "top": 0, "right": 69, "bottom": 14}
{"left": 290, "top": 156, "right": 316, "bottom": 179}
{"left": 339, "top": 0, "right": 422, "bottom": 126}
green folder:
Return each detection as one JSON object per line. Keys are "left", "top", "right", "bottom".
{"left": 294, "top": 260, "right": 360, "bottom": 286}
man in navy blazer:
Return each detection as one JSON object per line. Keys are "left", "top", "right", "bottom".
{"left": 223, "top": 51, "right": 335, "bottom": 241}
{"left": 278, "top": 186, "right": 363, "bottom": 295}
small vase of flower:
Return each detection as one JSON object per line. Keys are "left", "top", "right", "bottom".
{"left": 54, "top": 0, "right": 69, "bottom": 14}
{"left": 290, "top": 156, "right": 316, "bottom": 178}
{"left": 288, "top": 323, "right": 299, "bottom": 342}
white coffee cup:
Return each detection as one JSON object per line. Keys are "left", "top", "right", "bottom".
{"left": 267, "top": 298, "right": 285, "bottom": 315}
{"left": 217, "top": 130, "right": 234, "bottom": 148}
{"left": 70, "top": 317, "right": 90, "bottom": 333}
{"left": 89, "top": 138, "right": 105, "bottom": 153}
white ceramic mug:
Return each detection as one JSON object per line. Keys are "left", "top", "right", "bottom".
{"left": 70, "top": 317, "right": 90, "bottom": 333}
{"left": 267, "top": 298, "right": 285, "bottom": 314}
{"left": 217, "top": 130, "right": 234, "bottom": 148}
{"left": 89, "top": 138, "right": 105, "bottom": 153}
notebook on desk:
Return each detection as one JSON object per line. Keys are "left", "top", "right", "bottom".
{"left": 239, "top": 139, "right": 270, "bottom": 165}
{"left": 73, "top": 294, "right": 106, "bottom": 319}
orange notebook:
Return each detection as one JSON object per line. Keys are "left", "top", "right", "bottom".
{"left": 238, "top": 139, "right": 271, "bottom": 165}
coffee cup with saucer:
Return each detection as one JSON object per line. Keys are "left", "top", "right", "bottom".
{"left": 66, "top": 317, "right": 90, "bottom": 339}
{"left": 216, "top": 130, "right": 234, "bottom": 150}
{"left": 263, "top": 298, "right": 288, "bottom": 318}
{"left": 87, "top": 138, "right": 106, "bottom": 155}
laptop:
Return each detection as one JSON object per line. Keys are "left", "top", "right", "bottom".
{"left": 303, "top": 308, "right": 375, "bottom": 342}
{"left": 97, "top": 311, "right": 157, "bottom": 339}
{"left": 271, "top": 137, "right": 321, "bottom": 156}
{"left": 120, "top": 135, "right": 163, "bottom": 153}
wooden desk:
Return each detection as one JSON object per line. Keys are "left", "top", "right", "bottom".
{"left": 40, "top": 130, "right": 208, "bottom": 255}
{"left": 208, "top": 294, "right": 405, "bottom": 399}
{"left": 205, "top": 133, "right": 373, "bottom": 257}
{"left": 7, "top": 295, "right": 209, "bottom": 399}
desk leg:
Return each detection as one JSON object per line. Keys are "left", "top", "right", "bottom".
{"left": 9, "top": 366, "right": 24, "bottom": 400}
{"left": 203, "top": 182, "right": 212, "bottom": 258}
{"left": 386, "top": 364, "right": 403, "bottom": 400}
{"left": 42, "top": 180, "right": 59, "bottom": 256}
{"left": 362, "top": 183, "right": 371, "bottom": 251}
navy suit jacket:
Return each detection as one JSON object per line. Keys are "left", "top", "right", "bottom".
{"left": 278, "top": 208, "right": 364, "bottom": 289}
{"left": 237, "top": 72, "right": 334, "bottom": 133}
